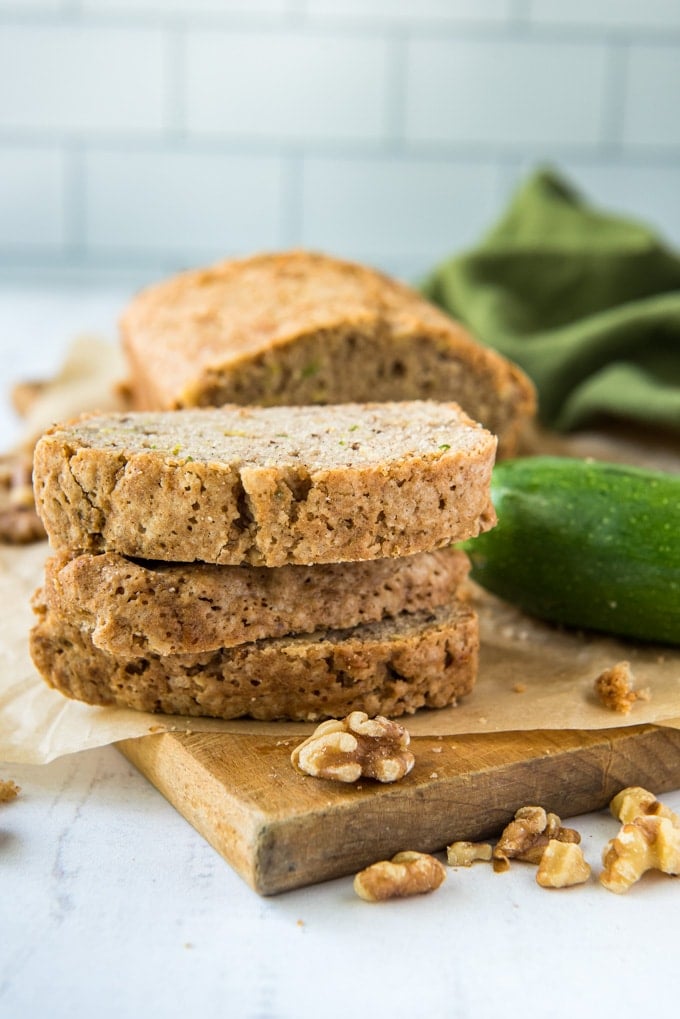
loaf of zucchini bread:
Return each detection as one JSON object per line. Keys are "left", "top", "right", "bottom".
{"left": 121, "top": 250, "right": 534, "bottom": 457}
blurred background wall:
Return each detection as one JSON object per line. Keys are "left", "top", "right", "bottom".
{"left": 1, "top": 0, "right": 680, "bottom": 289}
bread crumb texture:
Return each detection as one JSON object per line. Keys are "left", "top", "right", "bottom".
{"left": 594, "top": 661, "right": 650, "bottom": 715}
{"left": 29, "top": 599, "right": 479, "bottom": 722}
{"left": 42, "top": 547, "right": 469, "bottom": 656}
{"left": 33, "top": 401, "right": 497, "bottom": 566}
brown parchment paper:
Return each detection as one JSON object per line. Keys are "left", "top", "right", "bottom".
{"left": 1, "top": 338, "right": 679, "bottom": 764}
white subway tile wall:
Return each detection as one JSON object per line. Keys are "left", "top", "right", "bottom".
{"left": 529, "top": 0, "right": 680, "bottom": 31}
{"left": 623, "top": 46, "right": 680, "bottom": 148}
{"left": 0, "top": 25, "right": 167, "bottom": 135}
{"left": 184, "top": 32, "right": 390, "bottom": 142}
{"left": 556, "top": 161, "right": 680, "bottom": 245}
{"left": 83, "top": 2, "right": 291, "bottom": 12}
{"left": 84, "top": 149, "right": 285, "bottom": 257}
{"left": 305, "top": 1, "right": 514, "bottom": 22}
{"left": 300, "top": 156, "right": 501, "bottom": 277}
{"left": 0, "top": 1, "right": 678, "bottom": 286}
{"left": 0, "top": 146, "right": 66, "bottom": 248}
{"left": 404, "top": 40, "right": 609, "bottom": 147}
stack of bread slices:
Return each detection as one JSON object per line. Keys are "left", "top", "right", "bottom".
{"left": 30, "top": 400, "right": 497, "bottom": 722}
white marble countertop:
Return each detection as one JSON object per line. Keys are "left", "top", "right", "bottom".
{"left": 2, "top": 287, "right": 679, "bottom": 1019}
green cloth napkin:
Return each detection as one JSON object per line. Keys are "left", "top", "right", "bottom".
{"left": 421, "top": 169, "right": 680, "bottom": 434}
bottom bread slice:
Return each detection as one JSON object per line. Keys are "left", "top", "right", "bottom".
{"left": 30, "top": 600, "right": 478, "bottom": 722}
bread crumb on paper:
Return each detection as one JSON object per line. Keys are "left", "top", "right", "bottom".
{"left": 594, "top": 661, "right": 650, "bottom": 715}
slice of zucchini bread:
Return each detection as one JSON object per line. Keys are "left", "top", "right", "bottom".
{"left": 33, "top": 401, "right": 497, "bottom": 567}
{"left": 41, "top": 547, "right": 470, "bottom": 656}
{"left": 30, "top": 599, "right": 479, "bottom": 722}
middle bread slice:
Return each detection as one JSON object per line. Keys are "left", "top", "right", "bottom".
{"left": 41, "top": 547, "right": 470, "bottom": 657}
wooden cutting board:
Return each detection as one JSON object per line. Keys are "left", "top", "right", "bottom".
{"left": 118, "top": 724, "right": 680, "bottom": 895}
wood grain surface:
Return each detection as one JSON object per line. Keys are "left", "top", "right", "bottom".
{"left": 118, "top": 724, "right": 680, "bottom": 895}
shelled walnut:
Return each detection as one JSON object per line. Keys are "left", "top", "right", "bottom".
{"left": 446, "top": 841, "right": 492, "bottom": 867}
{"left": 600, "top": 815, "right": 680, "bottom": 894}
{"left": 493, "top": 806, "right": 581, "bottom": 870}
{"left": 536, "top": 841, "right": 591, "bottom": 888}
{"left": 354, "top": 851, "right": 446, "bottom": 901}
{"left": 610, "top": 786, "right": 680, "bottom": 829}
{"left": 291, "top": 712, "right": 415, "bottom": 783}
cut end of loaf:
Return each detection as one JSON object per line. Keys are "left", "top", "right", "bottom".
{"left": 120, "top": 249, "right": 535, "bottom": 456}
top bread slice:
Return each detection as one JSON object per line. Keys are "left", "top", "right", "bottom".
{"left": 120, "top": 250, "right": 534, "bottom": 457}
{"left": 33, "top": 400, "right": 497, "bottom": 567}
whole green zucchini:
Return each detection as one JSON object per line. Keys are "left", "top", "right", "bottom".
{"left": 462, "top": 456, "right": 680, "bottom": 645}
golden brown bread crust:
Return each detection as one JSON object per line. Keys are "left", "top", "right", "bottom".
{"left": 29, "top": 599, "right": 479, "bottom": 722}
{"left": 32, "top": 402, "right": 497, "bottom": 566}
{"left": 42, "top": 547, "right": 470, "bottom": 656}
{"left": 121, "top": 250, "right": 535, "bottom": 457}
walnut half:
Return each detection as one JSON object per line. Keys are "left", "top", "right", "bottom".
{"left": 354, "top": 851, "right": 446, "bottom": 901}
{"left": 290, "top": 712, "right": 415, "bottom": 783}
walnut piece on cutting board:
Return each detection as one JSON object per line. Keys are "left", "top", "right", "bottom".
{"left": 291, "top": 712, "right": 415, "bottom": 783}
